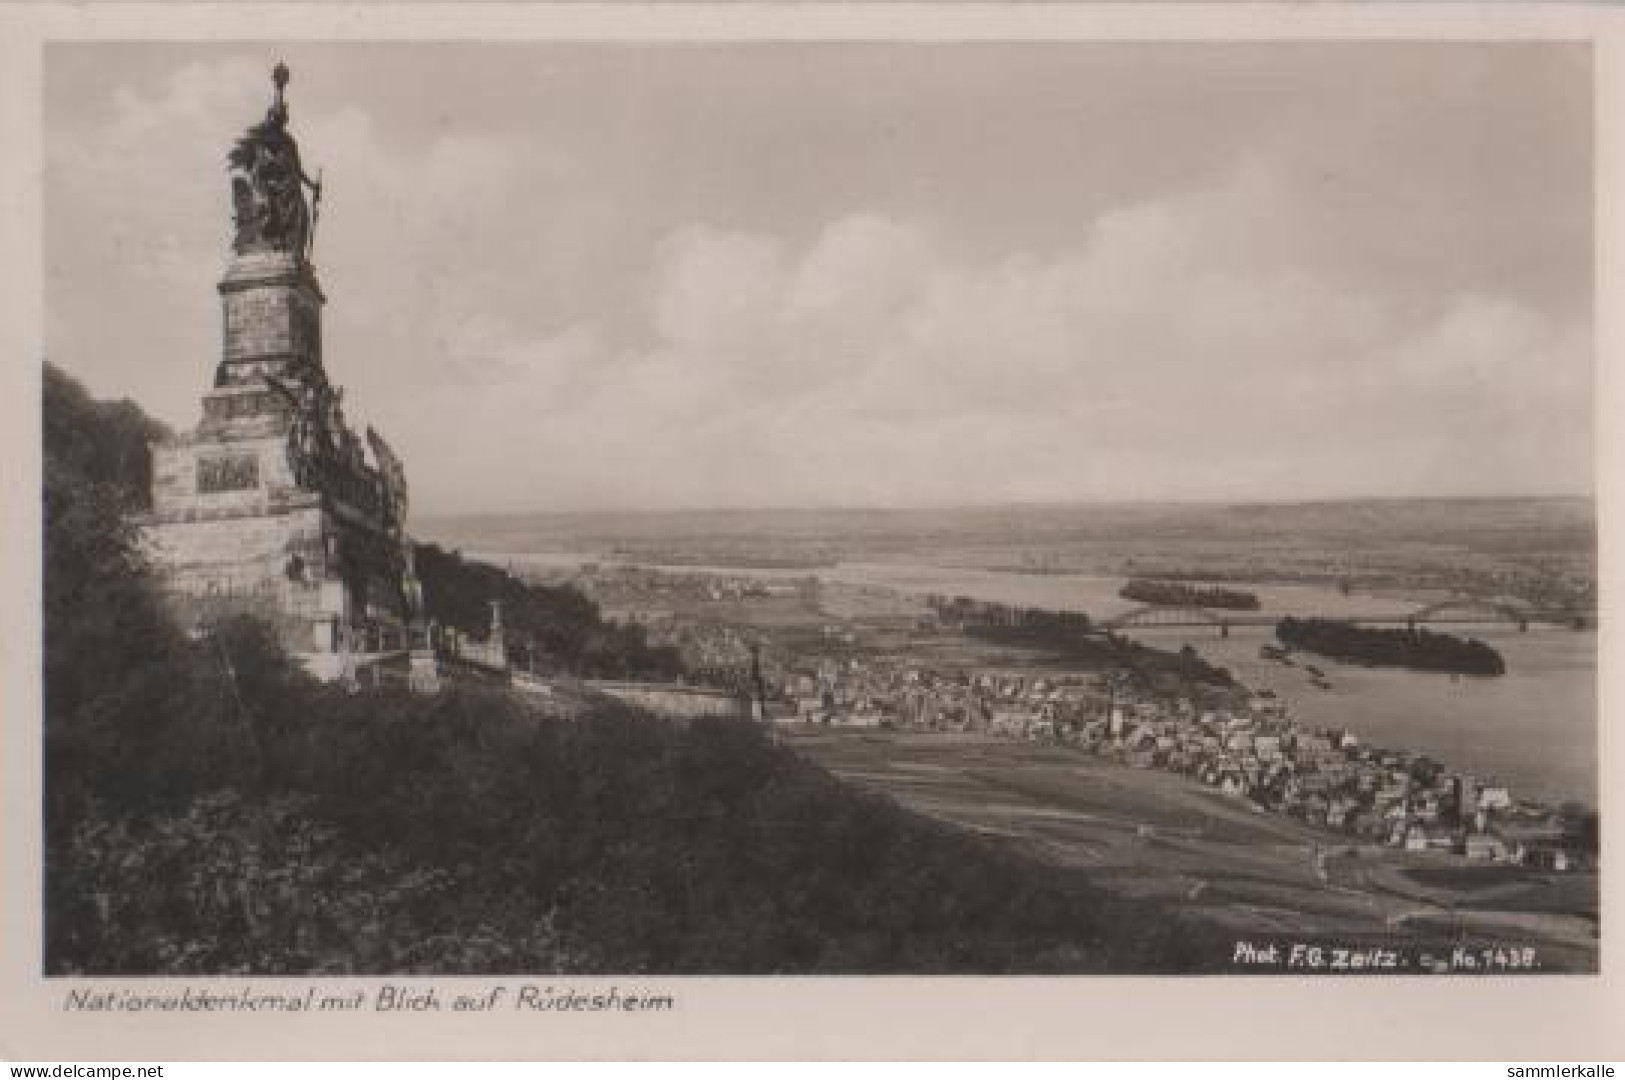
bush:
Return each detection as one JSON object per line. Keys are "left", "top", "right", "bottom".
{"left": 414, "top": 543, "right": 684, "bottom": 679}
{"left": 1277, "top": 617, "right": 1506, "bottom": 676}
{"left": 52, "top": 668, "right": 1226, "bottom": 974}
{"left": 48, "top": 791, "right": 579, "bottom": 975}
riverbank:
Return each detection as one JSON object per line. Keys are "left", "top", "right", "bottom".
{"left": 474, "top": 548, "right": 1597, "bottom": 806}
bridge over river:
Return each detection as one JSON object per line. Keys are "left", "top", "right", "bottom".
{"left": 1099, "top": 598, "right": 1591, "bottom": 635}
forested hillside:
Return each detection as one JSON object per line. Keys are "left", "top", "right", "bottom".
{"left": 413, "top": 543, "right": 682, "bottom": 679}
{"left": 43, "top": 363, "right": 1222, "bottom": 975}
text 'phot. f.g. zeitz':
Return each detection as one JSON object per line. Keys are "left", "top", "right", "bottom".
{"left": 42, "top": 48, "right": 1597, "bottom": 980}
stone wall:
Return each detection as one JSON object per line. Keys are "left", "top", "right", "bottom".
{"left": 141, "top": 499, "right": 342, "bottom": 641}
{"left": 586, "top": 681, "right": 751, "bottom": 721}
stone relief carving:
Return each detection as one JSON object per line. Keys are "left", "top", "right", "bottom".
{"left": 196, "top": 454, "right": 260, "bottom": 493}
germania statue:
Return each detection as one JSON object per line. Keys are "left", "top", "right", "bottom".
{"left": 228, "top": 62, "right": 322, "bottom": 259}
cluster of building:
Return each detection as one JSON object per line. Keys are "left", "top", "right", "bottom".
{"left": 575, "top": 564, "right": 815, "bottom": 604}
{"left": 571, "top": 565, "right": 818, "bottom": 622}
{"left": 513, "top": 552, "right": 1595, "bottom": 875}
{"left": 777, "top": 648, "right": 1588, "bottom": 872}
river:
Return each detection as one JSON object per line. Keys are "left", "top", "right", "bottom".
{"left": 475, "top": 551, "right": 1597, "bottom": 807}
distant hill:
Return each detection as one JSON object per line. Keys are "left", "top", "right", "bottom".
{"left": 417, "top": 497, "right": 1596, "bottom": 601}
{"left": 420, "top": 496, "right": 1594, "bottom": 550}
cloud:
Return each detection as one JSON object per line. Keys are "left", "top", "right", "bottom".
{"left": 386, "top": 165, "right": 1588, "bottom": 512}
{"left": 47, "top": 57, "right": 270, "bottom": 422}
{"left": 45, "top": 49, "right": 1591, "bottom": 514}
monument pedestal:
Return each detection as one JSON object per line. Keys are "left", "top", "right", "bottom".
{"left": 215, "top": 249, "right": 324, "bottom": 388}
{"left": 139, "top": 220, "right": 416, "bottom": 679}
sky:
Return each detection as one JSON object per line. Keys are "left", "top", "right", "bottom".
{"left": 44, "top": 43, "right": 1593, "bottom": 515}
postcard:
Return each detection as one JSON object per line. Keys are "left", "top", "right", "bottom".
{"left": 1, "top": 2, "right": 1620, "bottom": 1061}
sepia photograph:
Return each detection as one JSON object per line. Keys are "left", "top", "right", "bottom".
{"left": 5, "top": 7, "right": 1622, "bottom": 1061}
{"left": 38, "top": 36, "right": 1602, "bottom": 978}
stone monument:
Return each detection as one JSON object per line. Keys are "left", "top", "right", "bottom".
{"left": 139, "top": 64, "right": 422, "bottom": 684}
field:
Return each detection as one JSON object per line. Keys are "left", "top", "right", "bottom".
{"left": 786, "top": 728, "right": 1600, "bottom": 972}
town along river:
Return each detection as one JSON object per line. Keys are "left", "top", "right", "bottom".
{"left": 1176, "top": 624, "right": 1596, "bottom": 807}
{"left": 819, "top": 564, "right": 1597, "bottom": 808}
{"left": 475, "top": 551, "right": 1597, "bottom": 809}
